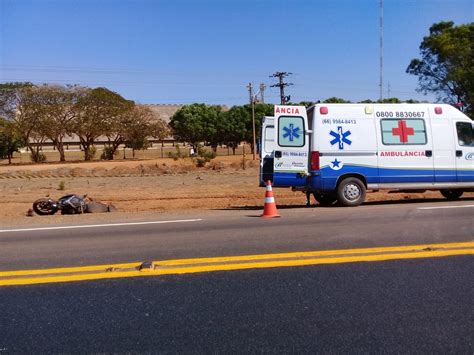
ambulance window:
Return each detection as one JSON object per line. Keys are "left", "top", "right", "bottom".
{"left": 456, "top": 122, "right": 474, "bottom": 146}
{"left": 381, "top": 119, "right": 427, "bottom": 145}
{"left": 278, "top": 116, "right": 305, "bottom": 147}
{"left": 263, "top": 126, "right": 275, "bottom": 154}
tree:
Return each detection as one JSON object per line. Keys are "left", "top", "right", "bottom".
{"left": 219, "top": 106, "right": 248, "bottom": 154}
{"left": 0, "top": 82, "right": 46, "bottom": 161}
{"left": 72, "top": 87, "right": 133, "bottom": 161}
{"left": 122, "top": 105, "right": 169, "bottom": 159}
{"left": 407, "top": 21, "right": 474, "bottom": 116}
{"left": 0, "top": 118, "right": 24, "bottom": 164}
{"left": 169, "top": 104, "right": 222, "bottom": 151}
{"left": 323, "top": 97, "right": 351, "bottom": 103}
{"left": 0, "top": 82, "right": 34, "bottom": 120}
{"left": 34, "top": 85, "right": 79, "bottom": 162}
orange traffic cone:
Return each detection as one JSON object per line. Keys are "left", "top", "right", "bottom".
{"left": 261, "top": 180, "right": 280, "bottom": 218}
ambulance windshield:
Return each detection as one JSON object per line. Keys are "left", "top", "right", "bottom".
{"left": 456, "top": 122, "right": 474, "bottom": 146}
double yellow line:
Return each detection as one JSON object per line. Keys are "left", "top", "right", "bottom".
{"left": 1, "top": 242, "right": 473, "bottom": 287}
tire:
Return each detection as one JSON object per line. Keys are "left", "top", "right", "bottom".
{"left": 337, "top": 177, "right": 366, "bottom": 207}
{"left": 32, "top": 198, "right": 58, "bottom": 215}
{"left": 313, "top": 192, "right": 338, "bottom": 206}
{"left": 440, "top": 189, "right": 464, "bottom": 200}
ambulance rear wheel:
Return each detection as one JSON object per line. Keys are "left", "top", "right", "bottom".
{"left": 440, "top": 189, "right": 463, "bottom": 200}
{"left": 313, "top": 192, "right": 338, "bottom": 206}
{"left": 337, "top": 177, "right": 366, "bottom": 207}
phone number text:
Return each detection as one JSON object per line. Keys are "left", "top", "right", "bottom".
{"left": 376, "top": 111, "right": 425, "bottom": 118}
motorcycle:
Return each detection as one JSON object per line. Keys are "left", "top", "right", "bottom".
{"left": 33, "top": 194, "right": 88, "bottom": 215}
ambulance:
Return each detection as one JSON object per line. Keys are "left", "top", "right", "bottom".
{"left": 260, "top": 104, "right": 474, "bottom": 206}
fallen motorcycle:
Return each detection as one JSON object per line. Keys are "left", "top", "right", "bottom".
{"left": 32, "top": 194, "right": 87, "bottom": 215}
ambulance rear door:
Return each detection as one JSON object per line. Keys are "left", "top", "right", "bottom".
{"left": 273, "top": 105, "right": 309, "bottom": 187}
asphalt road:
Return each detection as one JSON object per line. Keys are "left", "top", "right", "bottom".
{"left": 0, "top": 200, "right": 473, "bottom": 353}
{"left": 1, "top": 256, "right": 473, "bottom": 353}
{"left": 0, "top": 200, "right": 473, "bottom": 271}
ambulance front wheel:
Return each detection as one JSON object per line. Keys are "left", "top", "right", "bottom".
{"left": 440, "top": 189, "right": 464, "bottom": 200}
{"left": 337, "top": 177, "right": 366, "bottom": 207}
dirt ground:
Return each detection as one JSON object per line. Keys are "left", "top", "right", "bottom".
{"left": 0, "top": 155, "right": 471, "bottom": 225}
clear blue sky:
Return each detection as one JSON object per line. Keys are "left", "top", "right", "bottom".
{"left": 0, "top": 0, "right": 472, "bottom": 106}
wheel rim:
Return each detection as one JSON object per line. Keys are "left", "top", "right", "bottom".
{"left": 343, "top": 183, "right": 361, "bottom": 201}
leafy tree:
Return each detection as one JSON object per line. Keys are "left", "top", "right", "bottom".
{"left": 0, "top": 82, "right": 34, "bottom": 120}
{"left": 149, "top": 114, "right": 170, "bottom": 142}
{"left": 73, "top": 87, "right": 133, "bottom": 161}
{"left": 359, "top": 98, "right": 422, "bottom": 104}
{"left": 407, "top": 21, "right": 474, "bottom": 116}
{"left": 0, "top": 82, "right": 46, "bottom": 160}
{"left": 378, "top": 97, "right": 401, "bottom": 103}
{"left": 122, "top": 105, "right": 168, "bottom": 159}
{"left": 0, "top": 118, "right": 24, "bottom": 164}
{"left": 169, "top": 104, "right": 222, "bottom": 151}
{"left": 324, "top": 97, "right": 352, "bottom": 103}
{"left": 34, "top": 85, "right": 79, "bottom": 162}
{"left": 219, "top": 106, "right": 248, "bottom": 154}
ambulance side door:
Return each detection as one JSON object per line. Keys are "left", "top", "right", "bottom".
{"left": 376, "top": 107, "right": 434, "bottom": 185}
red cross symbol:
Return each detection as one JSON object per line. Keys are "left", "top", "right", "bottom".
{"left": 392, "top": 120, "right": 414, "bottom": 143}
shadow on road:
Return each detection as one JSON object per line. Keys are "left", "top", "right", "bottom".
{"left": 213, "top": 196, "right": 474, "bottom": 211}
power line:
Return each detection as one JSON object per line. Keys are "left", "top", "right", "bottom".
{"left": 270, "top": 71, "right": 293, "bottom": 104}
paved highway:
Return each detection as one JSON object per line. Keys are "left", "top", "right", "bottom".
{"left": 0, "top": 200, "right": 473, "bottom": 270}
{"left": 1, "top": 256, "right": 473, "bottom": 353}
{"left": 0, "top": 200, "right": 473, "bottom": 352}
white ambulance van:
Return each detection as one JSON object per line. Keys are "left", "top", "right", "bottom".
{"left": 260, "top": 104, "right": 474, "bottom": 206}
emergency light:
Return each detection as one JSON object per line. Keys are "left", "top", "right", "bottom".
{"left": 435, "top": 107, "right": 443, "bottom": 114}
{"left": 320, "top": 107, "right": 328, "bottom": 115}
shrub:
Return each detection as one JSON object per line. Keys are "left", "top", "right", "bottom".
{"left": 30, "top": 151, "right": 47, "bottom": 163}
{"left": 168, "top": 144, "right": 184, "bottom": 161}
{"left": 100, "top": 145, "right": 116, "bottom": 160}
{"left": 194, "top": 145, "right": 216, "bottom": 167}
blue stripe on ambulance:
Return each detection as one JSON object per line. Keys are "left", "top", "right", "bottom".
{"left": 307, "top": 165, "right": 474, "bottom": 190}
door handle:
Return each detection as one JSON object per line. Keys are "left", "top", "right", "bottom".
{"left": 425, "top": 150, "right": 432, "bottom": 157}
{"left": 456, "top": 150, "right": 462, "bottom": 157}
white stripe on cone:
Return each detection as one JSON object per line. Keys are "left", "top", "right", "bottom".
{"left": 265, "top": 197, "right": 275, "bottom": 203}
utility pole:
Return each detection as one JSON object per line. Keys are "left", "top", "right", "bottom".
{"left": 259, "top": 83, "right": 266, "bottom": 103}
{"left": 379, "top": 0, "right": 384, "bottom": 101}
{"left": 246, "top": 83, "right": 257, "bottom": 160}
{"left": 270, "top": 71, "right": 293, "bottom": 105}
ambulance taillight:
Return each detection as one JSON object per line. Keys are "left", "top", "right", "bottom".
{"left": 311, "top": 151, "right": 320, "bottom": 170}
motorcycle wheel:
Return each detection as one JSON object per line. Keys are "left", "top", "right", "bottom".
{"left": 33, "top": 198, "right": 58, "bottom": 215}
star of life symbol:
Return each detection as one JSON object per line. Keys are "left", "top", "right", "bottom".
{"left": 330, "top": 158, "right": 343, "bottom": 171}
{"left": 282, "top": 124, "right": 301, "bottom": 142}
{"left": 330, "top": 126, "right": 352, "bottom": 150}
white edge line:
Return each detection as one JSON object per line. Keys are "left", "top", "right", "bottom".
{"left": 0, "top": 218, "right": 203, "bottom": 233}
{"left": 418, "top": 205, "right": 474, "bottom": 210}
